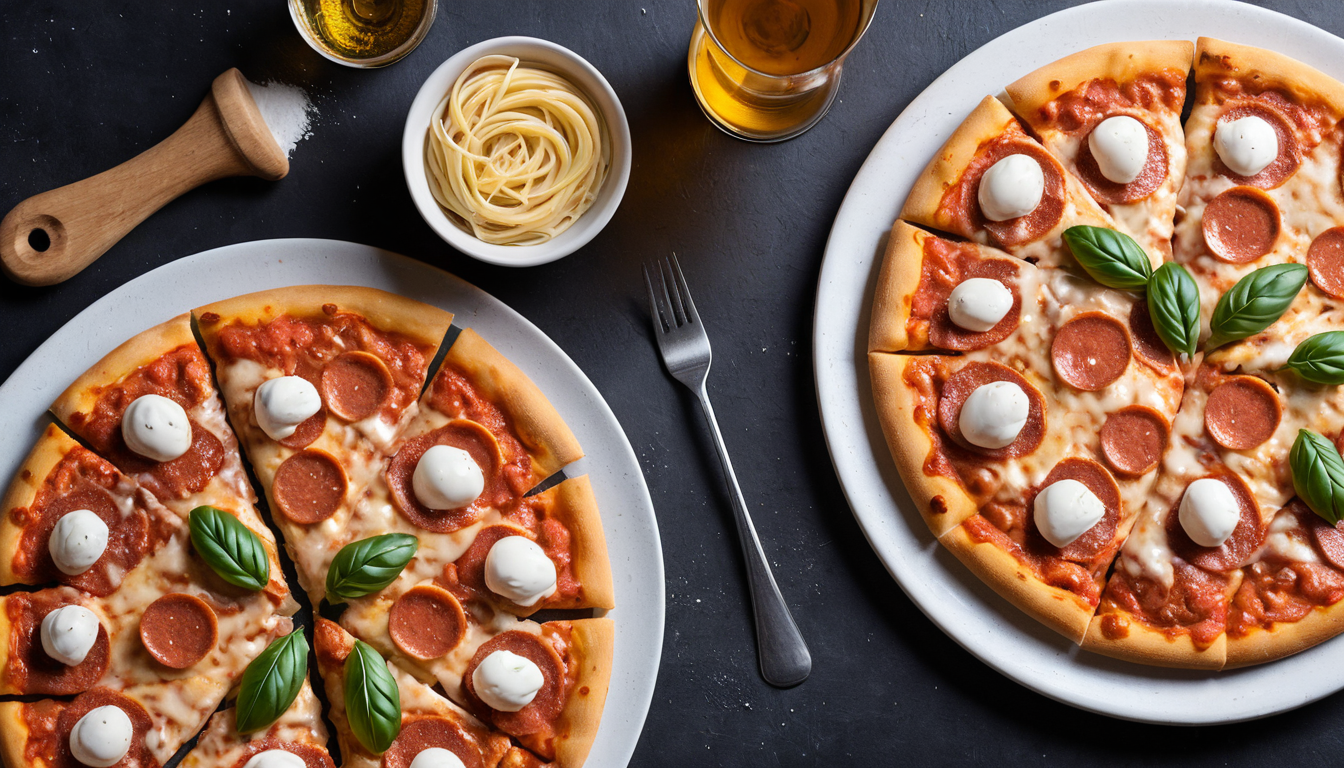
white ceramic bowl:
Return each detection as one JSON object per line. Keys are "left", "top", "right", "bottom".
{"left": 403, "top": 36, "right": 632, "bottom": 267}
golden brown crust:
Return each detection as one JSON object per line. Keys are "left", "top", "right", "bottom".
{"left": 50, "top": 314, "right": 198, "bottom": 426}
{"left": 534, "top": 475, "right": 614, "bottom": 614}
{"left": 0, "top": 599, "right": 13, "bottom": 695}
{"left": 194, "top": 285, "right": 454, "bottom": 351}
{"left": 1081, "top": 609, "right": 1226, "bottom": 670}
{"left": 0, "top": 701, "right": 32, "bottom": 768}
{"left": 439, "top": 329, "right": 584, "bottom": 483}
{"left": 867, "top": 353, "right": 978, "bottom": 538}
{"left": 900, "top": 96, "right": 1019, "bottom": 230}
{"left": 550, "top": 618, "right": 613, "bottom": 768}
{"left": 1006, "top": 40, "right": 1194, "bottom": 120}
{"left": 0, "top": 424, "right": 82, "bottom": 586}
{"left": 1195, "top": 37, "right": 1344, "bottom": 113}
{"left": 939, "top": 524, "right": 1094, "bottom": 644}
{"left": 868, "top": 221, "right": 928, "bottom": 353}
{"left": 1226, "top": 598, "right": 1344, "bottom": 668}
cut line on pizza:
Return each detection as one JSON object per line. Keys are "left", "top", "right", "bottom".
{"left": 0, "top": 285, "right": 614, "bottom": 768}
{"left": 869, "top": 38, "right": 1344, "bottom": 669}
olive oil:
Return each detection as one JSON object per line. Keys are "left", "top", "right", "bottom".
{"left": 295, "top": 0, "right": 433, "bottom": 66}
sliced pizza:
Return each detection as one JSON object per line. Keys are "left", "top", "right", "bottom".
{"left": 177, "top": 676, "right": 334, "bottom": 768}
{"left": 193, "top": 286, "right": 453, "bottom": 604}
{"left": 1005, "top": 40, "right": 1192, "bottom": 257}
{"left": 901, "top": 95, "right": 1154, "bottom": 270}
{"left": 0, "top": 424, "right": 178, "bottom": 596}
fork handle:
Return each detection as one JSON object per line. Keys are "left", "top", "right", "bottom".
{"left": 696, "top": 386, "right": 812, "bottom": 687}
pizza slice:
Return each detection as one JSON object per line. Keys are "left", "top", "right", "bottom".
{"left": 1173, "top": 37, "right": 1344, "bottom": 315}
{"left": 194, "top": 286, "right": 453, "bottom": 604}
{"left": 313, "top": 618, "right": 514, "bottom": 768}
{"left": 177, "top": 675, "right": 334, "bottom": 768}
{"left": 0, "top": 424, "right": 178, "bottom": 596}
{"left": 900, "top": 95, "right": 1155, "bottom": 270}
{"left": 48, "top": 314, "right": 293, "bottom": 612}
{"left": 1005, "top": 40, "right": 1193, "bottom": 257}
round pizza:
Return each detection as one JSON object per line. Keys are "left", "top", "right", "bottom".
{"left": 0, "top": 286, "right": 614, "bottom": 768}
{"left": 869, "top": 38, "right": 1344, "bottom": 669}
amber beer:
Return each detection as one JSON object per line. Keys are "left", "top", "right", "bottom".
{"left": 689, "top": 0, "right": 877, "bottom": 142}
{"left": 290, "top": 0, "right": 436, "bottom": 68}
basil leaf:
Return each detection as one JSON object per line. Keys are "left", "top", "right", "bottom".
{"left": 1145, "top": 262, "right": 1201, "bottom": 357}
{"left": 345, "top": 640, "right": 401, "bottom": 753}
{"left": 189, "top": 505, "right": 269, "bottom": 591}
{"left": 1285, "top": 331, "right": 1344, "bottom": 384}
{"left": 325, "top": 533, "right": 418, "bottom": 602}
{"left": 235, "top": 629, "right": 308, "bottom": 733}
{"left": 1205, "top": 263, "right": 1307, "bottom": 351}
{"left": 1291, "top": 429, "right": 1344, "bottom": 526}
{"left": 1061, "top": 225, "right": 1153, "bottom": 290}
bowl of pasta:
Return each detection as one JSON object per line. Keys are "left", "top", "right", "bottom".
{"left": 404, "top": 36, "right": 632, "bottom": 266}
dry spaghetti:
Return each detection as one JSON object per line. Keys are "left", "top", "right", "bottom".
{"left": 425, "top": 55, "right": 611, "bottom": 246}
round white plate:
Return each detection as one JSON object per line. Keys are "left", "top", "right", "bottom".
{"left": 0, "top": 239, "right": 664, "bottom": 762}
{"left": 813, "top": 0, "right": 1344, "bottom": 724}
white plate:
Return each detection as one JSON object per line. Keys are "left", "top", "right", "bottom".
{"left": 813, "top": 0, "right": 1344, "bottom": 724}
{"left": 0, "top": 239, "right": 664, "bottom": 763}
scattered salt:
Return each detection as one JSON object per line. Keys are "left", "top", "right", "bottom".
{"left": 244, "top": 79, "right": 315, "bottom": 159}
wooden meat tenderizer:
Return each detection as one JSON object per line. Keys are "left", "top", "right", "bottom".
{"left": 0, "top": 68, "right": 288, "bottom": 286}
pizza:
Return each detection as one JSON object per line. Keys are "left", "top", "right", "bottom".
{"left": 0, "top": 285, "right": 615, "bottom": 767}
{"left": 870, "top": 38, "right": 1344, "bottom": 669}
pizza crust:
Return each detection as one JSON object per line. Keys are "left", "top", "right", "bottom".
{"left": 1081, "top": 608, "right": 1226, "bottom": 670}
{"left": 900, "top": 95, "right": 1019, "bottom": 233}
{"left": 0, "top": 701, "right": 33, "bottom": 768}
{"left": 533, "top": 475, "right": 615, "bottom": 614}
{"left": 1225, "top": 598, "right": 1344, "bottom": 668}
{"left": 1005, "top": 40, "right": 1194, "bottom": 119}
{"left": 548, "top": 618, "right": 613, "bottom": 768}
{"left": 1196, "top": 37, "right": 1344, "bottom": 111}
{"left": 867, "top": 352, "right": 979, "bottom": 538}
{"left": 0, "top": 424, "right": 82, "bottom": 586}
{"left": 939, "top": 524, "right": 1094, "bottom": 644}
{"left": 439, "top": 329, "right": 584, "bottom": 484}
{"left": 868, "top": 221, "right": 927, "bottom": 353}
{"left": 49, "top": 314, "right": 197, "bottom": 427}
{"left": 194, "top": 284, "right": 454, "bottom": 350}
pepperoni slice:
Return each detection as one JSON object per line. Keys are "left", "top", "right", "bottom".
{"left": 115, "top": 418, "right": 224, "bottom": 501}
{"left": 229, "top": 742, "right": 334, "bottom": 768}
{"left": 935, "top": 361, "right": 1046, "bottom": 459}
{"left": 462, "top": 630, "right": 565, "bottom": 734}
{"left": 1025, "top": 457, "right": 1121, "bottom": 561}
{"left": 1076, "top": 118, "right": 1168, "bottom": 204}
{"left": 321, "top": 351, "right": 393, "bottom": 423}
{"left": 273, "top": 450, "right": 346, "bottom": 524}
{"left": 1100, "top": 406, "right": 1169, "bottom": 476}
{"left": 1167, "top": 472, "right": 1263, "bottom": 572}
{"left": 389, "top": 585, "right": 467, "bottom": 660}
{"left": 382, "top": 717, "right": 485, "bottom": 768}
{"left": 1214, "top": 103, "right": 1300, "bottom": 189}
{"left": 1204, "top": 375, "right": 1281, "bottom": 450}
{"left": 139, "top": 593, "right": 217, "bottom": 669}
{"left": 1128, "top": 299, "right": 1175, "bottom": 370}
{"left": 452, "top": 524, "right": 529, "bottom": 601}
{"left": 1308, "top": 227, "right": 1344, "bottom": 299}
{"left": 972, "top": 141, "right": 1066, "bottom": 247}
{"left": 1308, "top": 511, "right": 1344, "bottom": 570}
{"left": 10, "top": 593, "right": 110, "bottom": 695}
{"left": 1202, "top": 186, "right": 1281, "bottom": 264}
{"left": 925, "top": 258, "right": 1022, "bottom": 352}
{"left": 56, "top": 689, "right": 154, "bottom": 767}
{"left": 386, "top": 421, "right": 506, "bottom": 533}
{"left": 1051, "top": 312, "right": 1131, "bottom": 391}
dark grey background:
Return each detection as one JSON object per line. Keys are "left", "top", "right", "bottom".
{"left": 4, "top": 0, "right": 1344, "bottom": 764}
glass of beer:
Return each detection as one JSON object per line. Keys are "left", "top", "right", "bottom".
{"left": 689, "top": 0, "right": 879, "bottom": 142}
{"left": 290, "top": 0, "right": 437, "bottom": 68}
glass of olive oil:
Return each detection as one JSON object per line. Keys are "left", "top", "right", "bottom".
{"left": 689, "top": 0, "right": 879, "bottom": 142}
{"left": 289, "top": 0, "right": 436, "bottom": 68}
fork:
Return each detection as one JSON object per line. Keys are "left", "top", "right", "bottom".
{"left": 644, "top": 255, "right": 812, "bottom": 688}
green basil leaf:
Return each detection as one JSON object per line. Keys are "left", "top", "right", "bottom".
{"left": 345, "top": 639, "right": 401, "bottom": 754}
{"left": 325, "top": 533, "right": 418, "bottom": 602}
{"left": 1290, "top": 429, "right": 1344, "bottom": 526}
{"left": 1145, "top": 262, "right": 1201, "bottom": 357}
{"left": 1205, "top": 263, "right": 1308, "bottom": 351}
{"left": 1061, "top": 225, "right": 1153, "bottom": 290}
{"left": 189, "top": 505, "right": 269, "bottom": 591}
{"left": 235, "top": 628, "right": 308, "bottom": 733}
{"left": 1285, "top": 331, "right": 1344, "bottom": 384}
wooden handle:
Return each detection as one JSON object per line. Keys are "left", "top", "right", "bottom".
{"left": 0, "top": 69, "right": 289, "bottom": 286}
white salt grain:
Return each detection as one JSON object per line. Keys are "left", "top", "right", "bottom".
{"left": 244, "top": 79, "right": 315, "bottom": 159}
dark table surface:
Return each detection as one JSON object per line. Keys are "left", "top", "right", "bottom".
{"left": 5, "top": 0, "right": 1344, "bottom": 764}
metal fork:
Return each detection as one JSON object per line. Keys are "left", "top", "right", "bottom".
{"left": 644, "top": 255, "right": 812, "bottom": 688}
